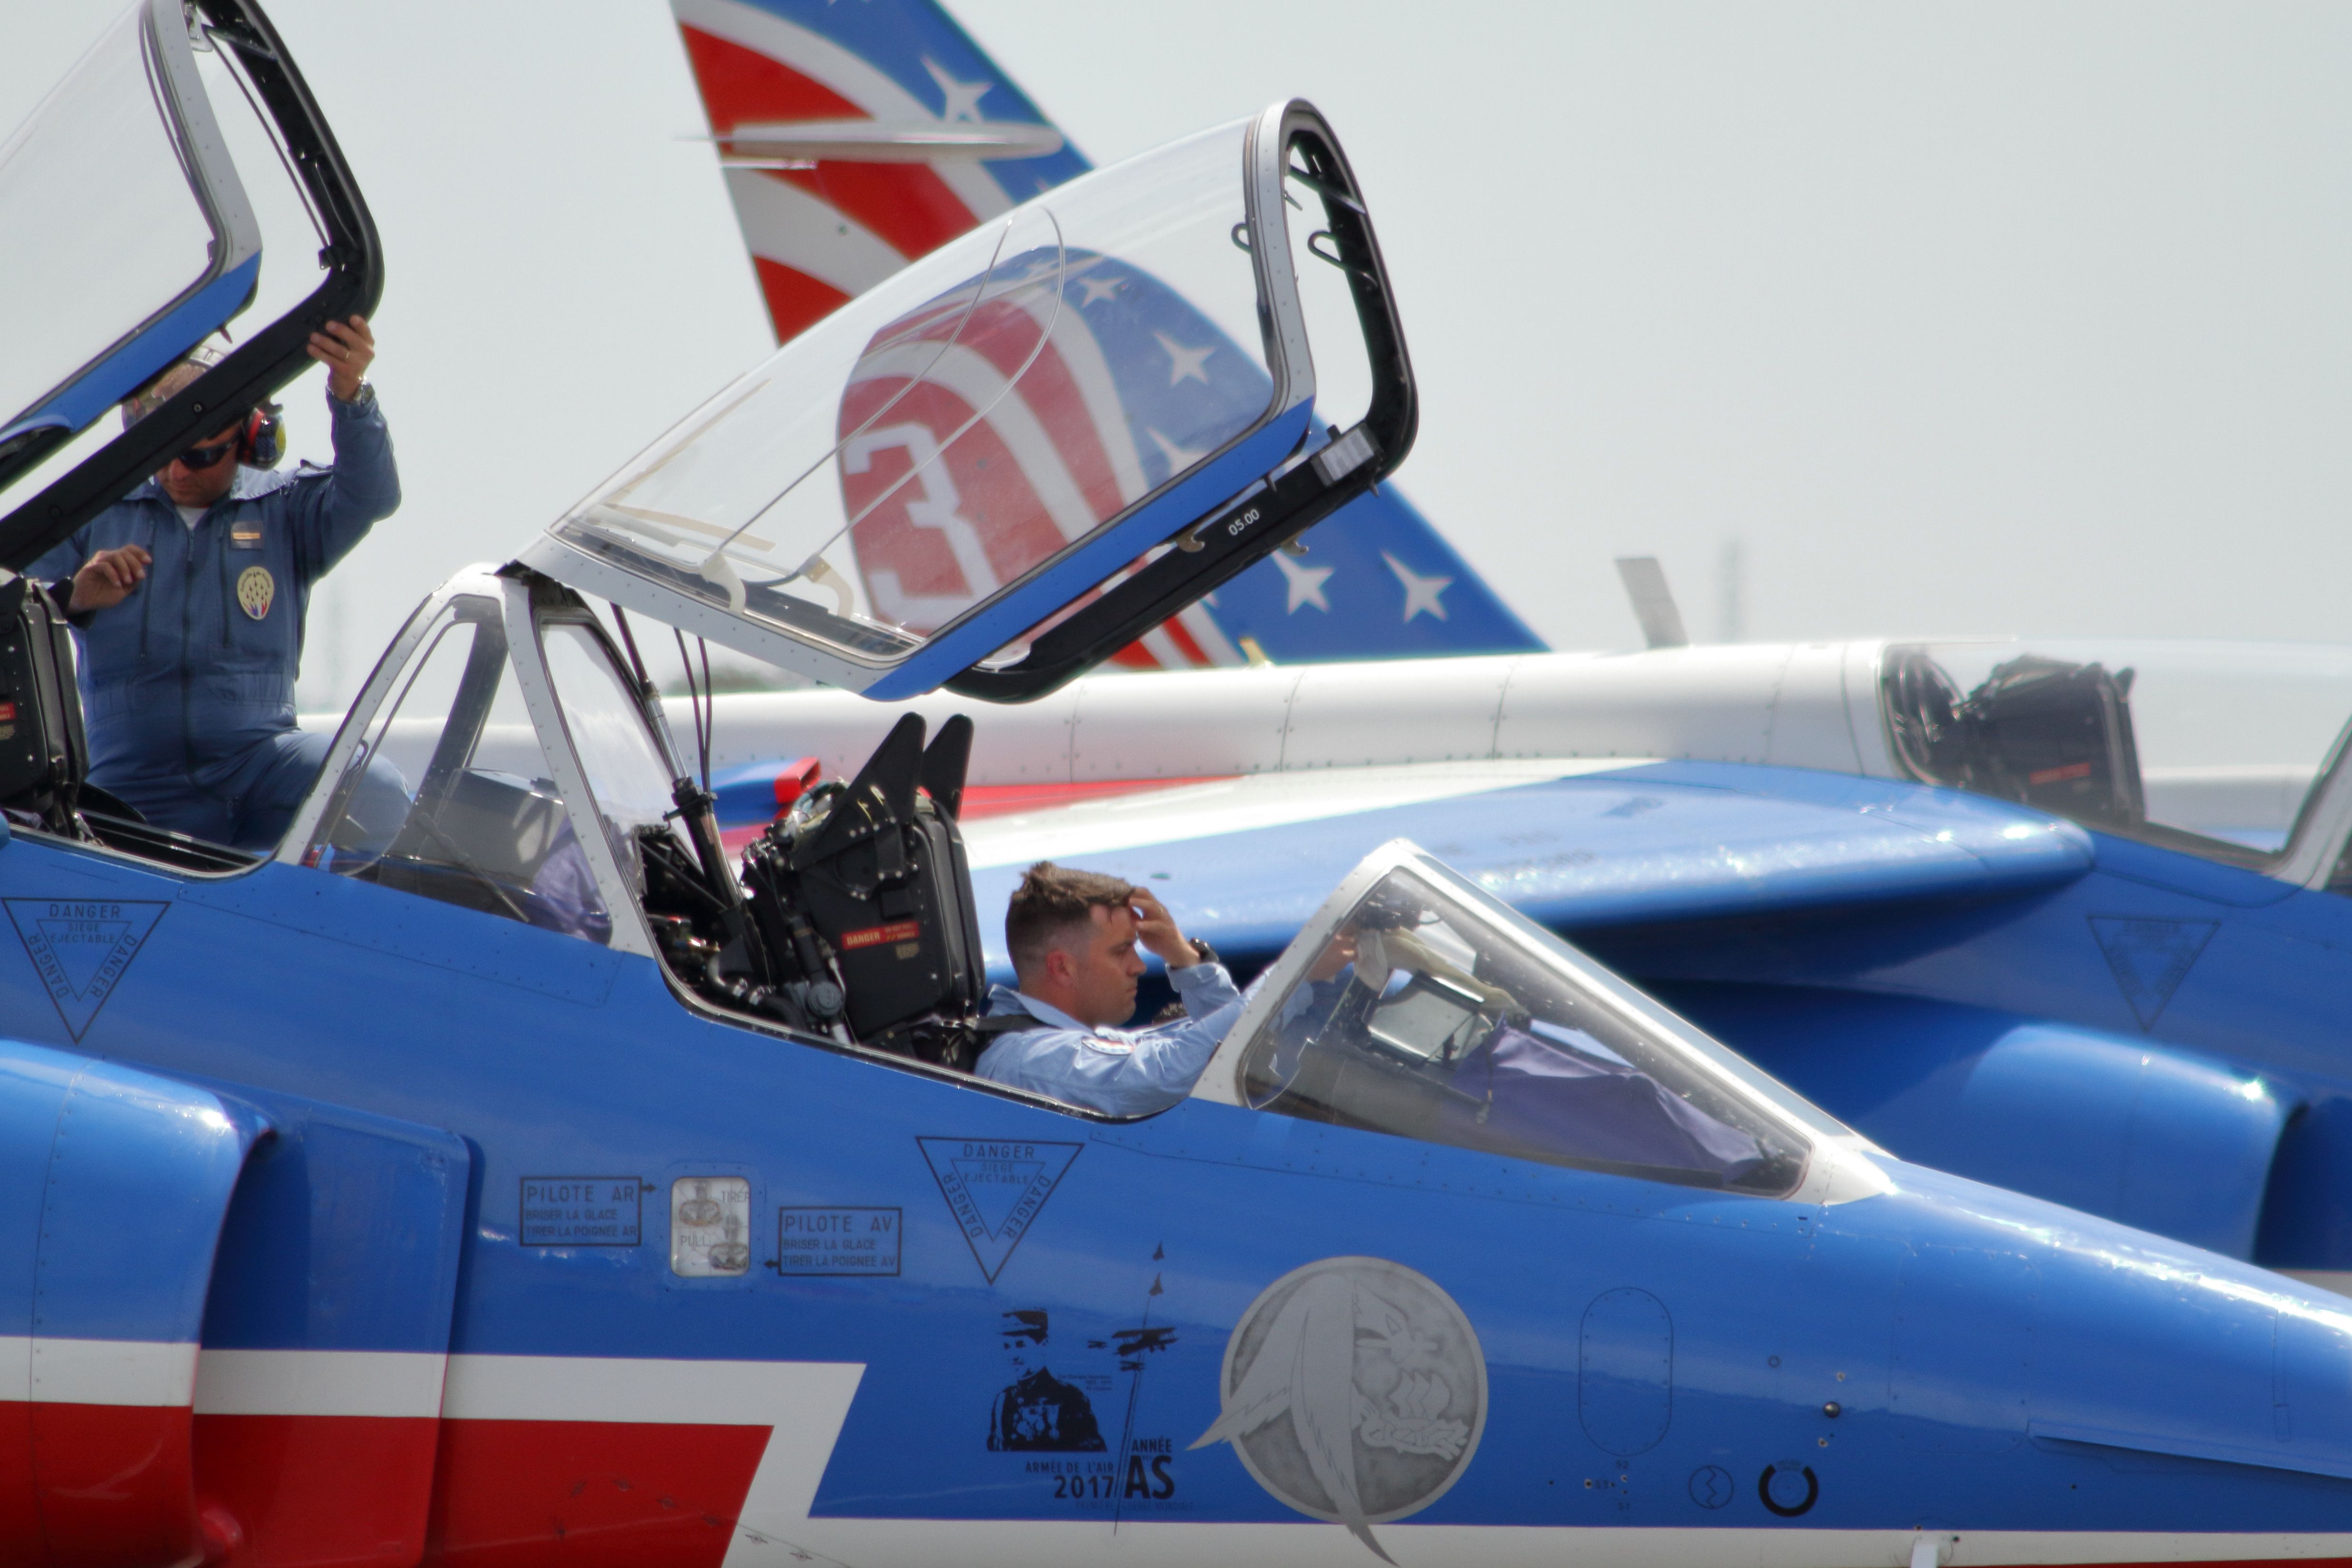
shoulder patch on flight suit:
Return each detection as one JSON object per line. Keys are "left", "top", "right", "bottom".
{"left": 236, "top": 565, "right": 275, "bottom": 620}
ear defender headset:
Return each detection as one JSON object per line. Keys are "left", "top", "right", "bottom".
{"left": 119, "top": 340, "right": 284, "bottom": 468}
{"left": 237, "top": 399, "right": 284, "bottom": 469}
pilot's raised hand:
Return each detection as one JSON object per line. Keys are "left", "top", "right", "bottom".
{"left": 1307, "top": 928, "right": 1359, "bottom": 984}
{"left": 308, "top": 315, "right": 375, "bottom": 402}
{"left": 1129, "top": 888, "right": 1200, "bottom": 970}
{"left": 68, "top": 543, "right": 152, "bottom": 613}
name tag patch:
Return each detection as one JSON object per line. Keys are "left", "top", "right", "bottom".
{"left": 236, "top": 565, "right": 274, "bottom": 620}
{"left": 229, "top": 526, "right": 263, "bottom": 550}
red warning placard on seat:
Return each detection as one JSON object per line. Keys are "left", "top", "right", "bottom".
{"left": 838, "top": 921, "right": 922, "bottom": 951}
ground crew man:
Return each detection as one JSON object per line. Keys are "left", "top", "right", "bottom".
{"left": 29, "top": 316, "right": 398, "bottom": 850}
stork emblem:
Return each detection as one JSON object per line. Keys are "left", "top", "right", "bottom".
{"left": 1192, "top": 1256, "right": 1486, "bottom": 1560}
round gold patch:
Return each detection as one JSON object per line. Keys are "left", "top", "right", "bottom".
{"left": 236, "top": 564, "right": 275, "bottom": 621}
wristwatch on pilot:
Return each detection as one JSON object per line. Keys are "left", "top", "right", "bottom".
{"left": 1186, "top": 937, "right": 1219, "bottom": 966}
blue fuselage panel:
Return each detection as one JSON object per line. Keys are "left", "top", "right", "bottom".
{"left": 4, "top": 818, "right": 2352, "bottom": 1547}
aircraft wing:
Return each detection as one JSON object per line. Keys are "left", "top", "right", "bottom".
{"left": 957, "top": 758, "right": 2094, "bottom": 974}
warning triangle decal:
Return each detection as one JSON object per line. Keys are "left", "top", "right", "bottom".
{"left": 5, "top": 898, "right": 169, "bottom": 1041}
{"left": 917, "top": 1136, "right": 1083, "bottom": 1282}
{"left": 2088, "top": 916, "right": 2218, "bottom": 1030}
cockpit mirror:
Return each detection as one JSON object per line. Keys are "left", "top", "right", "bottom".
{"left": 1363, "top": 969, "right": 1494, "bottom": 1068}
{"left": 524, "top": 99, "right": 1413, "bottom": 702}
{"left": 0, "top": 0, "right": 381, "bottom": 570}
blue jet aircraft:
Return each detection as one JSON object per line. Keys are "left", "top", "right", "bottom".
{"left": 760, "top": 635, "right": 2352, "bottom": 1300}
{"left": 5, "top": 5, "right": 2352, "bottom": 1568}
{"left": 640, "top": 0, "right": 2352, "bottom": 1300}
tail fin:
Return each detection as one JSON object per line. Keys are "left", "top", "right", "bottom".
{"left": 670, "top": 0, "right": 1544, "bottom": 661}
{"left": 672, "top": 0, "right": 1084, "bottom": 342}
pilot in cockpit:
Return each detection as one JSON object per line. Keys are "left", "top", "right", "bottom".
{"left": 974, "top": 862, "right": 1354, "bottom": 1116}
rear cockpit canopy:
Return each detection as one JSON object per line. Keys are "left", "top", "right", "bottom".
{"left": 1883, "top": 639, "right": 2352, "bottom": 887}
{"left": 524, "top": 101, "right": 1414, "bottom": 703}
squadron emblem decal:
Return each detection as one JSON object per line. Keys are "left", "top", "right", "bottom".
{"left": 5, "top": 898, "right": 168, "bottom": 1041}
{"left": 1192, "top": 1256, "right": 1486, "bottom": 1559}
{"left": 2088, "top": 916, "right": 2218, "bottom": 1030}
{"left": 236, "top": 565, "right": 274, "bottom": 620}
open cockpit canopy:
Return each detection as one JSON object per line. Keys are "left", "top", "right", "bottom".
{"left": 1883, "top": 640, "right": 2352, "bottom": 886}
{"left": 0, "top": 0, "right": 379, "bottom": 570}
{"left": 523, "top": 100, "right": 1413, "bottom": 702}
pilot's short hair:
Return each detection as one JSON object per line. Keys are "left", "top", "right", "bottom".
{"left": 1006, "top": 862, "right": 1136, "bottom": 976}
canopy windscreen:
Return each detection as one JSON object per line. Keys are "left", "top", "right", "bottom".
{"left": 0, "top": 1, "right": 255, "bottom": 453}
{"left": 541, "top": 118, "right": 1275, "bottom": 675}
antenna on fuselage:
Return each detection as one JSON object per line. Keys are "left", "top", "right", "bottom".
{"left": 1614, "top": 556, "right": 1690, "bottom": 649}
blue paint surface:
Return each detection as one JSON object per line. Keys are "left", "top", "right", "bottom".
{"left": 0, "top": 1039, "right": 262, "bottom": 1343}
{"left": 2, "top": 755, "right": 2352, "bottom": 1537}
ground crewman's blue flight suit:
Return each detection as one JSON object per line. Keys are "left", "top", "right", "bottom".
{"left": 28, "top": 389, "right": 400, "bottom": 850}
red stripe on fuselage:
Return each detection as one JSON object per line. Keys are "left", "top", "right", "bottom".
{"left": 425, "top": 1418, "right": 768, "bottom": 1567}
{"left": 720, "top": 776, "right": 1229, "bottom": 851}
{"left": 18, "top": 1402, "right": 197, "bottom": 1566}
{"left": 0, "top": 1411, "right": 33, "bottom": 1562}
{"left": 194, "top": 1412, "right": 439, "bottom": 1568}
{"left": 957, "top": 777, "right": 1228, "bottom": 818}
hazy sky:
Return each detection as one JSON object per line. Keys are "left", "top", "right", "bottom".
{"left": 10, "top": 1, "right": 2352, "bottom": 708}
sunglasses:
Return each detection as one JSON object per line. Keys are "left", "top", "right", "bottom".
{"left": 172, "top": 437, "right": 238, "bottom": 470}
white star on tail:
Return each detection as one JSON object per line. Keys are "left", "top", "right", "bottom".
{"left": 1146, "top": 428, "right": 1206, "bottom": 474}
{"left": 1154, "top": 332, "right": 1214, "bottom": 387}
{"left": 922, "top": 57, "right": 991, "bottom": 122}
{"left": 1272, "top": 549, "right": 1334, "bottom": 613}
{"left": 1382, "top": 551, "right": 1451, "bottom": 622}
{"left": 1076, "top": 273, "right": 1122, "bottom": 306}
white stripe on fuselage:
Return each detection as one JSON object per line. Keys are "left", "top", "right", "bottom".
{"left": 192, "top": 1348, "right": 448, "bottom": 1417}
{"left": 959, "top": 757, "right": 1654, "bottom": 868}
{"left": 440, "top": 1353, "right": 866, "bottom": 1562}
{"left": 9, "top": 1344, "right": 2340, "bottom": 1564}
{"left": 0, "top": 1337, "right": 200, "bottom": 1406}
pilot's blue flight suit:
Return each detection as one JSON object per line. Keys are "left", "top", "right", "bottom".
{"left": 28, "top": 390, "right": 399, "bottom": 850}
{"left": 975, "top": 960, "right": 1252, "bottom": 1115}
